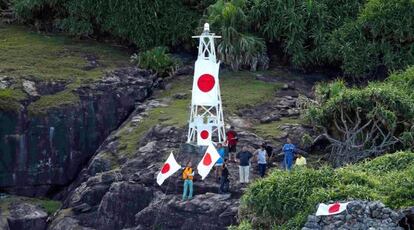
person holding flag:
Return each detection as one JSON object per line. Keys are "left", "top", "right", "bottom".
{"left": 197, "top": 143, "right": 221, "bottom": 180}
{"left": 182, "top": 161, "right": 195, "bottom": 201}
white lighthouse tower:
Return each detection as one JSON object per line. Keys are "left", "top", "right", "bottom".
{"left": 187, "top": 23, "right": 226, "bottom": 146}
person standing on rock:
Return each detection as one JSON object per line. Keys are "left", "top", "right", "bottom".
{"left": 182, "top": 161, "right": 194, "bottom": 201}
{"left": 281, "top": 138, "right": 296, "bottom": 171}
{"left": 254, "top": 144, "right": 268, "bottom": 177}
{"left": 215, "top": 143, "right": 226, "bottom": 179}
{"left": 219, "top": 159, "right": 230, "bottom": 194}
{"left": 262, "top": 142, "right": 274, "bottom": 165}
{"left": 226, "top": 126, "right": 238, "bottom": 162}
{"left": 236, "top": 146, "right": 253, "bottom": 184}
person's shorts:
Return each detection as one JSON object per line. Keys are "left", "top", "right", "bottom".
{"left": 228, "top": 145, "right": 237, "bottom": 153}
{"left": 215, "top": 163, "right": 223, "bottom": 167}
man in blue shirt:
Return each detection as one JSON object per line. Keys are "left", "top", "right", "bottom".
{"left": 282, "top": 138, "right": 296, "bottom": 171}
{"left": 215, "top": 143, "right": 226, "bottom": 179}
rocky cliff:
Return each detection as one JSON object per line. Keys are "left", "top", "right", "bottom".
{"left": 0, "top": 68, "right": 158, "bottom": 197}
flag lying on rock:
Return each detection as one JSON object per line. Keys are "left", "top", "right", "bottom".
{"left": 157, "top": 152, "right": 182, "bottom": 186}
{"left": 197, "top": 143, "right": 220, "bottom": 180}
{"left": 316, "top": 202, "right": 349, "bottom": 216}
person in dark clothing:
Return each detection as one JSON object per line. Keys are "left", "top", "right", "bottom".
{"left": 263, "top": 142, "right": 273, "bottom": 158}
{"left": 262, "top": 142, "right": 274, "bottom": 165}
{"left": 236, "top": 146, "right": 253, "bottom": 183}
{"left": 219, "top": 159, "right": 230, "bottom": 194}
{"left": 226, "top": 126, "right": 238, "bottom": 161}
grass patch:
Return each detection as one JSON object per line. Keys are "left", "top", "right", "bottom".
{"left": 118, "top": 71, "right": 281, "bottom": 156}
{"left": 0, "top": 88, "right": 27, "bottom": 112}
{"left": 253, "top": 117, "right": 302, "bottom": 139}
{"left": 35, "top": 199, "right": 62, "bottom": 215}
{"left": 0, "top": 25, "right": 129, "bottom": 82}
{"left": 0, "top": 195, "right": 61, "bottom": 215}
{"left": 27, "top": 90, "right": 80, "bottom": 115}
{"left": 220, "top": 71, "right": 282, "bottom": 114}
{"left": 0, "top": 25, "right": 132, "bottom": 113}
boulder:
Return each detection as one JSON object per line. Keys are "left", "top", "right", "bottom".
{"left": 302, "top": 200, "right": 404, "bottom": 230}
{"left": 7, "top": 203, "right": 47, "bottom": 230}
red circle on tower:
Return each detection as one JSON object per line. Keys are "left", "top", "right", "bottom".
{"left": 200, "top": 130, "right": 209, "bottom": 139}
{"left": 197, "top": 74, "right": 215, "bottom": 92}
{"left": 161, "top": 163, "right": 170, "bottom": 174}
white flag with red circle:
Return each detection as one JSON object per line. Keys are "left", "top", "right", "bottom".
{"left": 197, "top": 125, "right": 212, "bottom": 146}
{"left": 192, "top": 59, "right": 219, "bottom": 106}
{"left": 156, "top": 152, "right": 182, "bottom": 186}
{"left": 197, "top": 143, "right": 220, "bottom": 180}
{"left": 316, "top": 202, "right": 349, "bottom": 216}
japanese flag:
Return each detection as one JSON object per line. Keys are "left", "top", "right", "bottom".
{"left": 316, "top": 202, "right": 349, "bottom": 216}
{"left": 156, "top": 152, "right": 182, "bottom": 186}
{"left": 197, "top": 143, "right": 221, "bottom": 180}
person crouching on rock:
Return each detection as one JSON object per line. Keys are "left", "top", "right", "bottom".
{"left": 219, "top": 159, "right": 230, "bottom": 194}
{"left": 294, "top": 153, "right": 307, "bottom": 167}
{"left": 182, "top": 161, "right": 194, "bottom": 201}
{"left": 215, "top": 143, "right": 225, "bottom": 180}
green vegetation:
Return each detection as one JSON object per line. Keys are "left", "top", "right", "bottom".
{"left": 306, "top": 66, "right": 414, "bottom": 165}
{"left": 220, "top": 71, "right": 281, "bottom": 114}
{"left": 0, "top": 26, "right": 127, "bottom": 82}
{"left": 36, "top": 199, "right": 62, "bottom": 215}
{"left": 0, "top": 88, "right": 27, "bottom": 112}
{"left": 0, "top": 25, "right": 130, "bottom": 114}
{"left": 10, "top": 0, "right": 414, "bottom": 77}
{"left": 118, "top": 71, "right": 280, "bottom": 156}
{"left": 0, "top": 195, "right": 61, "bottom": 215}
{"left": 207, "top": 0, "right": 268, "bottom": 71}
{"left": 250, "top": 0, "right": 365, "bottom": 68}
{"left": 331, "top": 0, "right": 414, "bottom": 76}
{"left": 238, "top": 151, "right": 414, "bottom": 229}
{"left": 27, "top": 90, "right": 80, "bottom": 115}
{"left": 131, "top": 47, "right": 181, "bottom": 77}
{"left": 253, "top": 117, "right": 302, "bottom": 140}
{"left": 13, "top": 0, "right": 203, "bottom": 49}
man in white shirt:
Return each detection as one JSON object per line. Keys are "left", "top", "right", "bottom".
{"left": 254, "top": 144, "right": 268, "bottom": 177}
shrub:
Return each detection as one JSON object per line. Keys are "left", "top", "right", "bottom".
{"left": 207, "top": 0, "right": 268, "bottom": 71}
{"left": 13, "top": 0, "right": 201, "bottom": 49}
{"left": 330, "top": 0, "right": 414, "bottom": 76}
{"left": 130, "top": 47, "right": 180, "bottom": 77}
{"left": 306, "top": 67, "right": 414, "bottom": 165}
{"left": 249, "top": 0, "right": 366, "bottom": 68}
{"left": 238, "top": 151, "right": 414, "bottom": 229}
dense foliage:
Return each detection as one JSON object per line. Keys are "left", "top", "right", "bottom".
{"left": 13, "top": 0, "right": 201, "bottom": 49}
{"left": 130, "top": 47, "right": 180, "bottom": 77}
{"left": 206, "top": 0, "right": 268, "bottom": 71}
{"left": 306, "top": 66, "right": 414, "bottom": 165}
{"left": 238, "top": 151, "right": 414, "bottom": 229}
{"left": 331, "top": 0, "right": 414, "bottom": 76}
{"left": 249, "top": 0, "right": 365, "bottom": 68}
{"left": 11, "top": 0, "right": 414, "bottom": 76}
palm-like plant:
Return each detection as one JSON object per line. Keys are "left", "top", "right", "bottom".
{"left": 207, "top": 0, "right": 268, "bottom": 71}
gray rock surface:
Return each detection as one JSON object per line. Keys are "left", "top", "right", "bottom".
{"left": 302, "top": 200, "right": 404, "bottom": 230}
{"left": 0, "top": 67, "right": 157, "bottom": 196}
{"left": 7, "top": 203, "right": 47, "bottom": 230}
